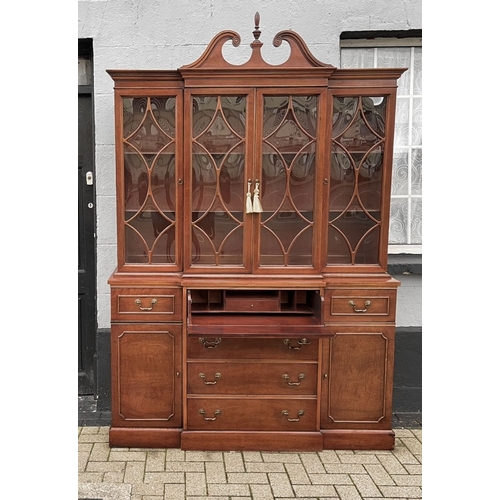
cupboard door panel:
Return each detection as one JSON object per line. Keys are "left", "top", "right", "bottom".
{"left": 111, "top": 324, "right": 182, "bottom": 427}
{"left": 321, "top": 328, "right": 394, "bottom": 428}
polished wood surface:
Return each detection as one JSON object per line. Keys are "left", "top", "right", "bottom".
{"left": 107, "top": 14, "right": 404, "bottom": 451}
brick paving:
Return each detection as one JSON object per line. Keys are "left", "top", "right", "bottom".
{"left": 78, "top": 427, "right": 422, "bottom": 499}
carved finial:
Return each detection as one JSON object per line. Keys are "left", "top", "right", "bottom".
{"left": 253, "top": 12, "right": 261, "bottom": 41}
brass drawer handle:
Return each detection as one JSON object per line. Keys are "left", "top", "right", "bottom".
{"left": 282, "top": 373, "right": 305, "bottom": 386}
{"left": 198, "top": 337, "right": 222, "bottom": 349}
{"left": 199, "top": 408, "right": 221, "bottom": 421}
{"left": 348, "top": 300, "right": 371, "bottom": 313}
{"left": 199, "top": 372, "right": 221, "bottom": 385}
{"left": 135, "top": 298, "right": 157, "bottom": 311}
{"left": 283, "top": 338, "right": 311, "bottom": 350}
{"left": 282, "top": 409, "right": 305, "bottom": 422}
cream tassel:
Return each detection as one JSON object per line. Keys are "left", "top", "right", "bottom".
{"left": 245, "top": 179, "right": 253, "bottom": 214}
{"left": 252, "top": 179, "right": 263, "bottom": 213}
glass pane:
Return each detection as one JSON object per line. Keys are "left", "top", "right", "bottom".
{"left": 122, "top": 97, "right": 177, "bottom": 264}
{"left": 411, "top": 149, "right": 422, "bottom": 196}
{"left": 391, "top": 150, "right": 409, "bottom": 196}
{"left": 377, "top": 47, "right": 411, "bottom": 96}
{"left": 412, "top": 97, "right": 422, "bottom": 146}
{"left": 389, "top": 198, "right": 408, "bottom": 244}
{"left": 260, "top": 95, "right": 317, "bottom": 267}
{"left": 394, "top": 97, "right": 409, "bottom": 147}
{"left": 411, "top": 198, "right": 422, "bottom": 244}
{"left": 340, "top": 47, "right": 375, "bottom": 68}
{"left": 191, "top": 95, "right": 247, "bottom": 266}
{"left": 414, "top": 47, "right": 422, "bottom": 95}
{"left": 328, "top": 96, "right": 386, "bottom": 265}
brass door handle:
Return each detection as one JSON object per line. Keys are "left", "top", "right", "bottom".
{"left": 199, "top": 372, "right": 221, "bottom": 385}
{"left": 283, "top": 338, "right": 311, "bottom": 350}
{"left": 348, "top": 300, "right": 371, "bottom": 313}
{"left": 198, "top": 337, "right": 222, "bottom": 348}
{"left": 199, "top": 409, "right": 221, "bottom": 421}
{"left": 282, "top": 373, "right": 305, "bottom": 386}
{"left": 135, "top": 298, "right": 157, "bottom": 311}
{"left": 282, "top": 409, "right": 305, "bottom": 422}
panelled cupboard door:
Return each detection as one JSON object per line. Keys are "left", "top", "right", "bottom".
{"left": 184, "top": 88, "right": 325, "bottom": 273}
{"left": 111, "top": 324, "right": 182, "bottom": 428}
{"left": 117, "top": 90, "right": 183, "bottom": 271}
{"left": 320, "top": 327, "right": 395, "bottom": 429}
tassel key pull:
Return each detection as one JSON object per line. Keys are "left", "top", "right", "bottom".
{"left": 246, "top": 179, "right": 253, "bottom": 214}
{"left": 252, "top": 179, "right": 263, "bottom": 213}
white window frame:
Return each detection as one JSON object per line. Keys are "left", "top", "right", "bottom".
{"left": 340, "top": 37, "right": 422, "bottom": 255}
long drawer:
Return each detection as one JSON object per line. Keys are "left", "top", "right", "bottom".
{"left": 187, "top": 336, "right": 318, "bottom": 360}
{"left": 324, "top": 288, "right": 397, "bottom": 322}
{"left": 187, "top": 361, "right": 318, "bottom": 395}
{"left": 186, "top": 397, "right": 317, "bottom": 431}
{"left": 111, "top": 287, "right": 182, "bottom": 322}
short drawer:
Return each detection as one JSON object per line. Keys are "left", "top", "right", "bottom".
{"left": 187, "top": 397, "right": 317, "bottom": 431}
{"left": 187, "top": 361, "right": 318, "bottom": 395}
{"left": 111, "top": 288, "right": 182, "bottom": 322}
{"left": 187, "top": 337, "right": 319, "bottom": 361}
{"left": 324, "top": 289, "right": 396, "bottom": 322}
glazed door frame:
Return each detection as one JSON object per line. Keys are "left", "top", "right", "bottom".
{"left": 324, "top": 85, "right": 399, "bottom": 272}
{"left": 183, "top": 87, "right": 329, "bottom": 274}
{"left": 183, "top": 88, "right": 256, "bottom": 273}
{"left": 114, "top": 87, "right": 184, "bottom": 272}
{"left": 251, "top": 87, "right": 328, "bottom": 274}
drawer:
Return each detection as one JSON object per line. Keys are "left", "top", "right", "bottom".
{"left": 187, "top": 337, "right": 319, "bottom": 361}
{"left": 324, "top": 289, "right": 396, "bottom": 322}
{"left": 111, "top": 288, "right": 182, "bottom": 322}
{"left": 186, "top": 397, "right": 317, "bottom": 431}
{"left": 187, "top": 361, "right": 318, "bottom": 395}
{"left": 225, "top": 291, "right": 280, "bottom": 312}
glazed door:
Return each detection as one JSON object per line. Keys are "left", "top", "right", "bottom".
{"left": 327, "top": 93, "right": 391, "bottom": 268}
{"left": 186, "top": 91, "right": 255, "bottom": 271}
{"left": 253, "top": 90, "right": 325, "bottom": 272}
{"left": 119, "top": 92, "right": 183, "bottom": 270}
{"left": 185, "top": 89, "right": 324, "bottom": 273}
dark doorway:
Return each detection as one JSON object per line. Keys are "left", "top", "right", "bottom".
{"left": 78, "top": 39, "right": 97, "bottom": 395}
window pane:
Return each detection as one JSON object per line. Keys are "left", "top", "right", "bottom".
{"left": 340, "top": 48, "right": 374, "bottom": 68}
{"left": 411, "top": 198, "right": 422, "bottom": 244}
{"left": 414, "top": 47, "right": 422, "bottom": 95}
{"left": 389, "top": 198, "right": 408, "bottom": 244}
{"left": 391, "top": 150, "right": 409, "bottom": 196}
{"left": 341, "top": 41, "right": 422, "bottom": 250}
{"left": 412, "top": 97, "right": 422, "bottom": 146}
{"left": 411, "top": 149, "right": 422, "bottom": 195}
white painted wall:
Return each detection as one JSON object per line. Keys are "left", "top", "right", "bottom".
{"left": 78, "top": 0, "right": 422, "bottom": 329}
